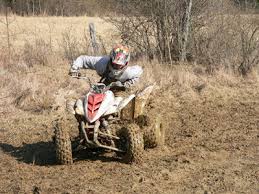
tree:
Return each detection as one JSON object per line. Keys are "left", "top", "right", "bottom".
{"left": 0, "top": 4, "right": 15, "bottom": 64}
{"left": 233, "top": 0, "right": 259, "bottom": 10}
{"left": 0, "top": 0, "right": 118, "bottom": 16}
{"left": 108, "top": 0, "right": 208, "bottom": 63}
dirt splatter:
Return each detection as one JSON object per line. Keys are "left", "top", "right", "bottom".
{"left": 0, "top": 81, "right": 259, "bottom": 194}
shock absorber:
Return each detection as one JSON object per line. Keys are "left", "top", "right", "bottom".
{"left": 101, "top": 118, "right": 109, "bottom": 130}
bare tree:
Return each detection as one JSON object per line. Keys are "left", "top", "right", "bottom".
{"left": 233, "top": 0, "right": 259, "bottom": 10}
{"left": 108, "top": 0, "right": 207, "bottom": 63}
{"left": 181, "top": 0, "right": 193, "bottom": 62}
{"left": 0, "top": 0, "right": 118, "bottom": 16}
{"left": 238, "top": 25, "right": 259, "bottom": 75}
{"left": 108, "top": 0, "right": 259, "bottom": 75}
{"left": 0, "top": 5, "right": 15, "bottom": 64}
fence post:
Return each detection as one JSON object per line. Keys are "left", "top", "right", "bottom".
{"left": 89, "top": 23, "right": 99, "bottom": 55}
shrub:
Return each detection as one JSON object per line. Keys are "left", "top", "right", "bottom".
{"left": 23, "top": 38, "right": 52, "bottom": 67}
{"left": 109, "top": 0, "right": 259, "bottom": 75}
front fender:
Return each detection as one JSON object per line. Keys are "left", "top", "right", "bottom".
{"left": 118, "top": 94, "right": 135, "bottom": 110}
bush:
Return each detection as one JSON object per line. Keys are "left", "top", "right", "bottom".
{"left": 193, "top": 14, "right": 259, "bottom": 75}
{"left": 60, "top": 26, "right": 107, "bottom": 63}
{"left": 23, "top": 38, "right": 52, "bottom": 67}
{"left": 9, "top": 74, "right": 54, "bottom": 112}
{"left": 109, "top": 0, "right": 259, "bottom": 75}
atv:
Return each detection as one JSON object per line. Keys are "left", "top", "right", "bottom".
{"left": 54, "top": 76, "right": 165, "bottom": 164}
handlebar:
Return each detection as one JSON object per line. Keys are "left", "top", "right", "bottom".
{"left": 70, "top": 74, "right": 125, "bottom": 92}
{"left": 70, "top": 73, "right": 92, "bottom": 82}
{"left": 71, "top": 75, "right": 89, "bottom": 80}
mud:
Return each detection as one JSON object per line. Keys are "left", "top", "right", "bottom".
{"left": 0, "top": 82, "right": 259, "bottom": 194}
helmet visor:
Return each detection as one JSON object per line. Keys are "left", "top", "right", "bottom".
{"left": 111, "top": 62, "right": 126, "bottom": 70}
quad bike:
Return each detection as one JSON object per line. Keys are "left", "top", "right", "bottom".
{"left": 54, "top": 76, "right": 165, "bottom": 165}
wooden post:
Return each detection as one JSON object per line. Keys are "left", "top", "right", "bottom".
{"left": 89, "top": 23, "right": 99, "bottom": 55}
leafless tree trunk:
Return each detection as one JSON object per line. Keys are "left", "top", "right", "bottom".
{"left": 181, "top": 0, "right": 193, "bottom": 62}
{"left": 38, "top": 0, "right": 41, "bottom": 14}
{"left": 5, "top": 8, "right": 11, "bottom": 62}
{"left": 0, "top": 6, "right": 15, "bottom": 64}
{"left": 32, "top": 0, "right": 35, "bottom": 15}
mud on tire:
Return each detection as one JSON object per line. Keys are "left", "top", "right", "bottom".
{"left": 136, "top": 115, "right": 165, "bottom": 148}
{"left": 54, "top": 118, "right": 73, "bottom": 165}
{"left": 117, "top": 123, "right": 144, "bottom": 164}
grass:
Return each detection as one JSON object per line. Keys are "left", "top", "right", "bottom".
{"left": 0, "top": 16, "right": 118, "bottom": 51}
{"left": 0, "top": 16, "right": 258, "bottom": 113}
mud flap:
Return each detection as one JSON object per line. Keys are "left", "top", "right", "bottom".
{"left": 134, "top": 85, "right": 154, "bottom": 118}
{"left": 121, "top": 98, "right": 135, "bottom": 120}
{"left": 121, "top": 85, "right": 154, "bottom": 120}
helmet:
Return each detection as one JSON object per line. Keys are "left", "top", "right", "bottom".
{"left": 109, "top": 44, "right": 130, "bottom": 77}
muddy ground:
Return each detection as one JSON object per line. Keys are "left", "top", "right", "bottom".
{"left": 0, "top": 81, "right": 259, "bottom": 194}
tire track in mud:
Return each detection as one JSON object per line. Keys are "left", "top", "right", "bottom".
{"left": 0, "top": 84, "right": 259, "bottom": 193}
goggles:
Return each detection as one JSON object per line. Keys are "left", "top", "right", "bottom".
{"left": 111, "top": 62, "right": 126, "bottom": 70}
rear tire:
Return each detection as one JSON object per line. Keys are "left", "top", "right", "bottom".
{"left": 117, "top": 123, "right": 144, "bottom": 164}
{"left": 137, "top": 115, "right": 165, "bottom": 148}
{"left": 54, "top": 118, "right": 73, "bottom": 165}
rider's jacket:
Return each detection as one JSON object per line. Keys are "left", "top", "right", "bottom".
{"left": 71, "top": 55, "right": 143, "bottom": 87}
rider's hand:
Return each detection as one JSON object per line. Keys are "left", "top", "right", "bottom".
{"left": 69, "top": 68, "right": 81, "bottom": 77}
{"left": 124, "top": 81, "right": 132, "bottom": 89}
{"left": 110, "top": 81, "right": 124, "bottom": 88}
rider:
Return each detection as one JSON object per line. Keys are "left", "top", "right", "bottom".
{"left": 69, "top": 44, "right": 143, "bottom": 89}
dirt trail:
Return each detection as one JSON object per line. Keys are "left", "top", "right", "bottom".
{"left": 0, "top": 82, "right": 259, "bottom": 194}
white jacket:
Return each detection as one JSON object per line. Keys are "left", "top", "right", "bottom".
{"left": 71, "top": 55, "right": 143, "bottom": 87}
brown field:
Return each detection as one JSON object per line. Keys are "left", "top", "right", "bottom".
{"left": 0, "top": 16, "right": 259, "bottom": 194}
{"left": 0, "top": 16, "right": 117, "bottom": 51}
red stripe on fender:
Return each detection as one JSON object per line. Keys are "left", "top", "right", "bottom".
{"left": 87, "top": 93, "right": 105, "bottom": 120}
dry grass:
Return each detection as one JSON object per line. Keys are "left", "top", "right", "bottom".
{"left": 0, "top": 16, "right": 118, "bottom": 112}
{"left": 0, "top": 16, "right": 118, "bottom": 51}
{"left": 139, "top": 59, "right": 259, "bottom": 103}
{"left": 0, "top": 16, "right": 259, "bottom": 113}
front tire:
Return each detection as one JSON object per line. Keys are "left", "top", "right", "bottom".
{"left": 54, "top": 119, "right": 73, "bottom": 165}
{"left": 117, "top": 123, "right": 144, "bottom": 164}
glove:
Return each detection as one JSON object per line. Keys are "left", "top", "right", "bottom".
{"left": 69, "top": 68, "right": 81, "bottom": 77}
{"left": 123, "top": 81, "right": 132, "bottom": 88}
{"left": 110, "top": 81, "right": 124, "bottom": 88}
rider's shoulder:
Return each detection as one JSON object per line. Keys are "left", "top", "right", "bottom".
{"left": 123, "top": 65, "right": 143, "bottom": 78}
{"left": 86, "top": 55, "right": 110, "bottom": 66}
{"left": 126, "top": 65, "right": 143, "bottom": 74}
{"left": 98, "top": 56, "right": 110, "bottom": 62}
{"left": 78, "top": 55, "right": 109, "bottom": 61}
